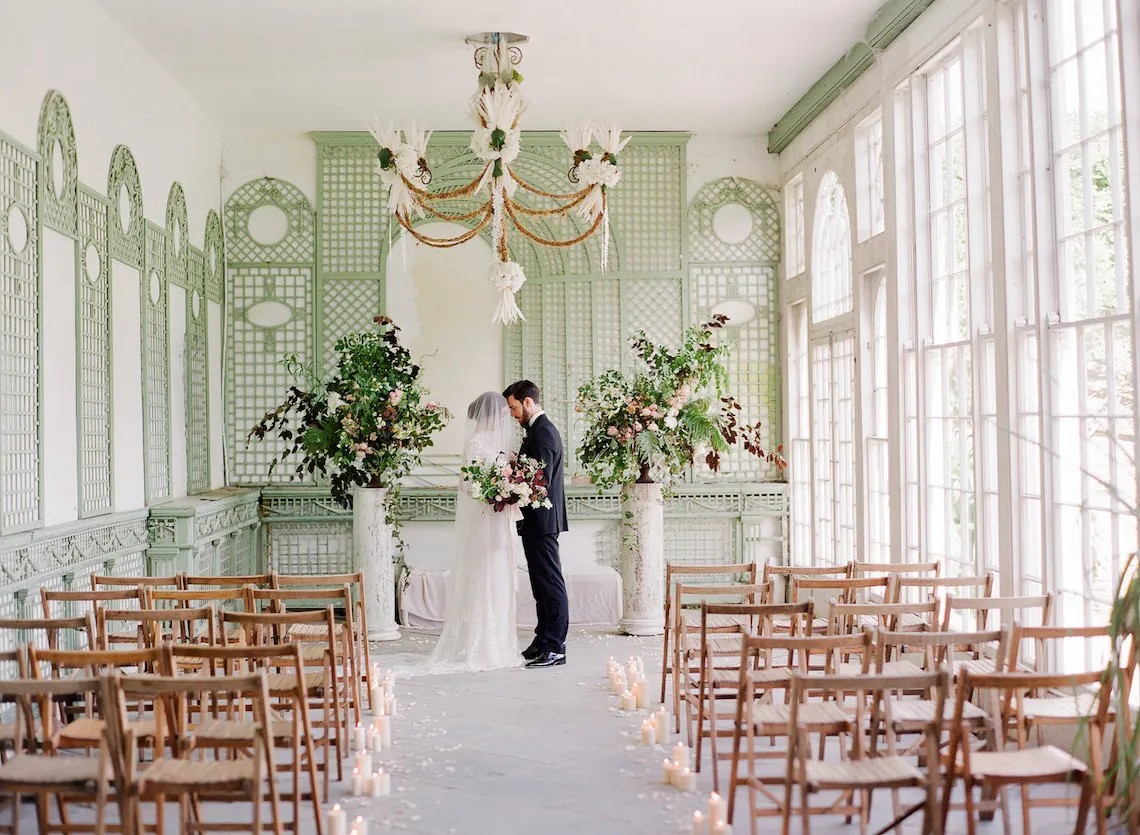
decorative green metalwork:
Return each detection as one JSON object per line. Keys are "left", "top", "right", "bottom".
{"left": 225, "top": 177, "right": 314, "bottom": 266}
{"left": 164, "top": 183, "right": 188, "bottom": 288}
{"left": 225, "top": 265, "right": 313, "bottom": 485}
{"left": 688, "top": 178, "right": 782, "bottom": 481}
{"left": 185, "top": 248, "right": 209, "bottom": 494}
{"left": 0, "top": 132, "right": 41, "bottom": 534}
{"left": 107, "top": 145, "right": 144, "bottom": 268}
{"left": 37, "top": 90, "right": 78, "bottom": 236}
{"left": 77, "top": 185, "right": 114, "bottom": 518}
{"left": 203, "top": 209, "right": 224, "bottom": 302}
{"left": 142, "top": 222, "right": 171, "bottom": 503}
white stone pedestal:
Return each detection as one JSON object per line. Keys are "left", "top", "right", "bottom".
{"left": 353, "top": 485, "right": 400, "bottom": 641}
{"left": 619, "top": 481, "right": 665, "bottom": 636}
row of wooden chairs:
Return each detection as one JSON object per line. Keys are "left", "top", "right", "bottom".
{"left": 0, "top": 632, "right": 344, "bottom": 835}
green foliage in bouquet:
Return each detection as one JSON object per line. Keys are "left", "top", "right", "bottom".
{"left": 575, "top": 315, "right": 786, "bottom": 490}
{"left": 247, "top": 316, "right": 451, "bottom": 507}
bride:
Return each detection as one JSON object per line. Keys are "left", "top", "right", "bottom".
{"left": 424, "top": 391, "right": 522, "bottom": 672}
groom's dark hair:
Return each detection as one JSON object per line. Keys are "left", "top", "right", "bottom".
{"left": 503, "top": 380, "right": 541, "bottom": 405}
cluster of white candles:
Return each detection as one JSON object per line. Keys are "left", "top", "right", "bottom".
{"left": 606, "top": 655, "right": 650, "bottom": 711}
{"left": 328, "top": 668, "right": 399, "bottom": 833}
{"left": 639, "top": 705, "right": 671, "bottom": 747}
{"left": 325, "top": 806, "right": 369, "bottom": 835}
{"left": 661, "top": 741, "right": 696, "bottom": 791}
{"left": 689, "top": 793, "right": 732, "bottom": 834}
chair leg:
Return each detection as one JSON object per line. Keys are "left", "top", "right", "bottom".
{"left": 660, "top": 620, "right": 671, "bottom": 705}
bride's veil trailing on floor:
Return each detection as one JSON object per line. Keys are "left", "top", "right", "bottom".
{"left": 377, "top": 392, "right": 522, "bottom": 676}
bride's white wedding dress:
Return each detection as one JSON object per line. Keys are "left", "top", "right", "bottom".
{"left": 417, "top": 394, "right": 521, "bottom": 674}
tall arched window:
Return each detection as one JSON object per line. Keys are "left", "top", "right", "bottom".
{"left": 811, "top": 172, "right": 853, "bottom": 322}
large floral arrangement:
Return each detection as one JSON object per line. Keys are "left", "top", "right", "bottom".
{"left": 575, "top": 315, "right": 786, "bottom": 489}
{"left": 461, "top": 453, "right": 552, "bottom": 513}
{"left": 247, "top": 316, "right": 451, "bottom": 507}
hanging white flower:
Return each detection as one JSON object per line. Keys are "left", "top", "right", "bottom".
{"left": 576, "top": 185, "right": 605, "bottom": 222}
{"left": 576, "top": 157, "right": 622, "bottom": 189}
{"left": 369, "top": 117, "right": 402, "bottom": 156}
{"left": 470, "top": 84, "right": 524, "bottom": 164}
{"left": 592, "top": 122, "right": 631, "bottom": 156}
{"left": 560, "top": 121, "right": 594, "bottom": 156}
{"left": 489, "top": 260, "right": 527, "bottom": 326}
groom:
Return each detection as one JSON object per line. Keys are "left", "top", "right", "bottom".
{"left": 503, "top": 380, "right": 569, "bottom": 668}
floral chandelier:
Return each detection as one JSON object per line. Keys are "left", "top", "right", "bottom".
{"left": 370, "top": 32, "right": 629, "bottom": 326}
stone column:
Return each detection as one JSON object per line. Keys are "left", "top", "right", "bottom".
{"left": 353, "top": 485, "right": 400, "bottom": 641}
{"left": 619, "top": 481, "right": 666, "bottom": 635}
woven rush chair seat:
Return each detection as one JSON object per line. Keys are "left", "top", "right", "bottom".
{"left": 958, "top": 745, "right": 1087, "bottom": 780}
{"left": 682, "top": 631, "right": 746, "bottom": 654}
{"left": 264, "top": 670, "right": 327, "bottom": 692}
{"left": 805, "top": 755, "right": 922, "bottom": 789}
{"left": 709, "top": 666, "right": 792, "bottom": 689}
{"left": 891, "top": 698, "right": 985, "bottom": 723}
{"left": 1021, "top": 692, "right": 1101, "bottom": 719}
{"left": 61, "top": 716, "right": 156, "bottom": 743}
{"left": 680, "top": 611, "right": 752, "bottom": 630}
{"left": 0, "top": 754, "right": 108, "bottom": 785}
{"left": 140, "top": 757, "right": 257, "bottom": 787}
{"left": 751, "top": 700, "right": 848, "bottom": 730}
{"left": 770, "top": 614, "right": 830, "bottom": 632}
{"left": 188, "top": 718, "right": 298, "bottom": 742}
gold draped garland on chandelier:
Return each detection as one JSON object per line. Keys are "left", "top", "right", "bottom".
{"left": 370, "top": 32, "right": 629, "bottom": 325}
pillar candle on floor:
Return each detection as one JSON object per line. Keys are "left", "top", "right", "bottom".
{"left": 673, "top": 742, "right": 690, "bottom": 771}
{"left": 712, "top": 822, "right": 732, "bottom": 835}
{"left": 620, "top": 690, "right": 636, "bottom": 711}
{"left": 377, "top": 714, "right": 392, "bottom": 748}
{"left": 374, "top": 767, "right": 391, "bottom": 796}
{"left": 351, "top": 767, "right": 363, "bottom": 796}
{"left": 355, "top": 752, "right": 372, "bottom": 777}
{"left": 691, "top": 811, "right": 706, "bottom": 835}
{"left": 633, "top": 679, "right": 648, "bottom": 709}
{"left": 352, "top": 817, "right": 367, "bottom": 835}
{"left": 640, "top": 720, "right": 656, "bottom": 745}
{"left": 677, "top": 767, "right": 696, "bottom": 791}
{"left": 654, "top": 708, "right": 670, "bottom": 744}
{"left": 353, "top": 722, "right": 366, "bottom": 751}
{"left": 371, "top": 688, "right": 384, "bottom": 714}
{"left": 707, "top": 792, "right": 727, "bottom": 825}
{"left": 370, "top": 728, "right": 383, "bottom": 752}
{"left": 662, "top": 758, "right": 676, "bottom": 785}
{"left": 328, "top": 804, "right": 346, "bottom": 835}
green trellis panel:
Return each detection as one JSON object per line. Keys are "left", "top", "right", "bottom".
{"left": 688, "top": 178, "right": 783, "bottom": 482}
{"left": 37, "top": 91, "right": 78, "bottom": 237}
{"left": 226, "top": 265, "right": 314, "bottom": 485}
{"left": 622, "top": 276, "right": 684, "bottom": 362}
{"left": 0, "top": 132, "right": 42, "bottom": 533}
{"left": 321, "top": 278, "right": 382, "bottom": 375}
{"left": 203, "top": 210, "right": 225, "bottom": 303}
{"left": 143, "top": 222, "right": 171, "bottom": 503}
{"left": 165, "top": 184, "right": 189, "bottom": 290}
{"left": 77, "top": 185, "right": 114, "bottom": 518}
{"left": 185, "top": 248, "right": 209, "bottom": 494}
{"left": 107, "top": 145, "right": 144, "bottom": 268}
{"left": 609, "top": 140, "right": 686, "bottom": 273}
{"left": 316, "top": 145, "right": 386, "bottom": 275}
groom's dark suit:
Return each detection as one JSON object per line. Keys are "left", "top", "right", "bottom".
{"left": 517, "top": 413, "right": 569, "bottom": 655}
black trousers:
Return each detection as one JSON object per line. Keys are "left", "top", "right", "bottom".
{"left": 521, "top": 533, "right": 568, "bottom": 654}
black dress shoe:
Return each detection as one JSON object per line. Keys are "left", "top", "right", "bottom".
{"left": 521, "top": 644, "right": 542, "bottom": 661}
{"left": 525, "top": 651, "right": 566, "bottom": 668}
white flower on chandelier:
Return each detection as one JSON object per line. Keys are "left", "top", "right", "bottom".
{"left": 395, "top": 124, "right": 432, "bottom": 181}
{"left": 470, "top": 84, "right": 524, "bottom": 164}
{"left": 593, "top": 122, "right": 631, "bottom": 157}
{"left": 560, "top": 121, "right": 594, "bottom": 157}
{"left": 576, "top": 157, "right": 622, "bottom": 189}
{"left": 489, "top": 259, "right": 527, "bottom": 326}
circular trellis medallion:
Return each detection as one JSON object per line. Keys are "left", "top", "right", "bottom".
{"left": 688, "top": 177, "right": 780, "bottom": 264}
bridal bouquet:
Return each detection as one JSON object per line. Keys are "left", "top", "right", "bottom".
{"left": 461, "top": 453, "right": 552, "bottom": 512}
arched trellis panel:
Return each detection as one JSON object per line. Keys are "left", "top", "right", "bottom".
{"left": 37, "top": 90, "right": 78, "bottom": 236}
{"left": 688, "top": 177, "right": 782, "bottom": 482}
{"left": 223, "top": 177, "right": 316, "bottom": 486}
{"left": 107, "top": 144, "right": 144, "bottom": 268}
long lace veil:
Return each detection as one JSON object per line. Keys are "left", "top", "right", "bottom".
{"left": 464, "top": 391, "right": 513, "bottom": 460}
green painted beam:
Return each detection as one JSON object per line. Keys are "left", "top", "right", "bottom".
{"left": 767, "top": 0, "right": 938, "bottom": 155}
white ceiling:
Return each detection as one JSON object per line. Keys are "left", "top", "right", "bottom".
{"left": 94, "top": 0, "right": 884, "bottom": 135}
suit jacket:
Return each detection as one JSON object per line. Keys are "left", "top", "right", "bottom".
{"left": 517, "top": 413, "right": 569, "bottom": 537}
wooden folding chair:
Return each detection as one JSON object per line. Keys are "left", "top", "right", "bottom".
{"left": 39, "top": 590, "right": 146, "bottom": 649}
{"left": 270, "top": 572, "right": 375, "bottom": 710}
{"left": 694, "top": 601, "right": 815, "bottom": 791}
{"left": 827, "top": 598, "right": 940, "bottom": 637}
{"left": 668, "top": 577, "right": 767, "bottom": 732}
{"left": 852, "top": 559, "right": 941, "bottom": 580}
{"left": 103, "top": 670, "right": 283, "bottom": 835}
{"left": 727, "top": 630, "right": 873, "bottom": 825}
{"left": 245, "top": 587, "right": 361, "bottom": 728}
{"left": 762, "top": 561, "right": 853, "bottom": 606}
{"left": 0, "top": 676, "right": 114, "bottom": 835}
{"left": 942, "top": 592, "right": 1052, "bottom": 634}
{"left": 166, "top": 643, "right": 324, "bottom": 835}
{"left": 783, "top": 670, "right": 949, "bottom": 835}
{"left": 96, "top": 606, "right": 217, "bottom": 650}
{"left": 942, "top": 668, "right": 1111, "bottom": 835}
{"left": 0, "top": 614, "right": 98, "bottom": 655}
{"left": 895, "top": 572, "right": 994, "bottom": 607}
{"left": 89, "top": 575, "right": 182, "bottom": 592}
{"left": 220, "top": 608, "right": 346, "bottom": 792}
{"left": 0, "top": 649, "right": 30, "bottom": 766}
{"left": 182, "top": 574, "right": 273, "bottom": 590}
{"left": 660, "top": 562, "right": 759, "bottom": 713}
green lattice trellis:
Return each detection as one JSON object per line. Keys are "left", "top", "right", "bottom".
{"left": 204, "top": 209, "right": 224, "bottom": 302}
{"left": 107, "top": 145, "right": 144, "bottom": 268}
{"left": 186, "top": 247, "right": 209, "bottom": 494}
{"left": 165, "top": 183, "right": 188, "bottom": 289}
{"left": 37, "top": 91, "right": 78, "bottom": 237}
{"left": 688, "top": 178, "right": 782, "bottom": 481}
{"left": 143, "top": 222, "right": 171, "bottom": 503}
{"left": 77, "top": 186, "right": 114, "bottom": 517}
{"left": 226, "top": 178, "right": 315, "bottom": 266}
{"left": 0, "top": 132, "right": 41, "bottom": 533}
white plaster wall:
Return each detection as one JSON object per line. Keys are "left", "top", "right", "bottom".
{"left": 686, "top": 133, "right": 781, "bottom": 202}
{"left": 169, "top": 287, "right": 188, "bottom": 497}
{"left": 220, "top": 133, "right": 317, "bottom": 204}
{"left": 386, "top": 222, "right": 499, "bottom": 459}
{"left": 111, "top": 263, "right": 145, "bottom": 512}
{"left": 1, "top": 0, "right": 225, "bottom": 522}
{"left": 41, "top": 231, "right": 80, "bottom": 526}
{"left": 208, "top": 301, "right": 225, "bottom": 487}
